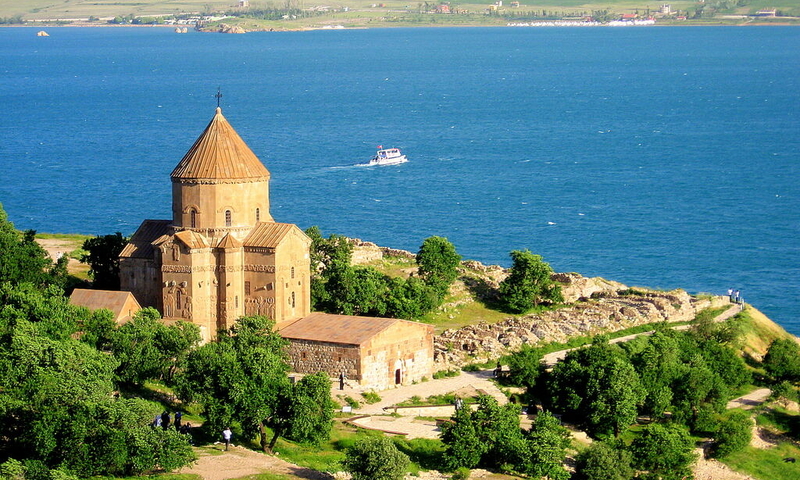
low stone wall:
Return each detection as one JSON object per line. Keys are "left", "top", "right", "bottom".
{"left": 285, "top": 339, "right": 360, "bottom": 379}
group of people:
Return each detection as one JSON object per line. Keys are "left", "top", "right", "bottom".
{"left": 152, "top": 410, "right": 193, "bottom": 437}
{"left": 727, "top": 288, "right": 745, "bottom": 305}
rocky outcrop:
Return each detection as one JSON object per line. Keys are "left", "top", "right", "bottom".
{"left": 350, "top": 238, "right": 416, "bottom": 263}
{"left": 214, "top": 23, "right": 246, "bottom": 33}
{"left": 348, "top": 238, "right": 727, "bottom": 368}
{"left": 434, "top": 288, "right": 707, "bottom": 368}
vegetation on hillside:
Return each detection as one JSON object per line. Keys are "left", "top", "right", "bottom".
{"left": 2, "top": 0, "right": 798, "bottom": 28}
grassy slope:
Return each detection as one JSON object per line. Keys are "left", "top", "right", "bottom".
{"left": 3, "top": 0, "right": 798, "bottom": 23}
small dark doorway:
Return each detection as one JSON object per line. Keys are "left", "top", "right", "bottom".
{"left": 395, "top": 368, "right": 401, "bottom": 385}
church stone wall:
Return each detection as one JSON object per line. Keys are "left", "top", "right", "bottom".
{"left": 360, "top": 321, "right": 435, "bottom": 390}
{"left": 120, "top": 257, "right": 161, "bottom": 310}
{"left": 285, "top": 339, "right": 360, "bottom": 378}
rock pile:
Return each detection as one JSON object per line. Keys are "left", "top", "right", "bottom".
{"left": 434, "top": 287, "right": 715, "bottom": 368}
{"left": 346, "top": 238, "right": 727, "bottom": 368}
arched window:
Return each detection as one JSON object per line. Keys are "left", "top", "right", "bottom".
{"left": 255, "top": 208, "right": 260, "bottom": 222}
{"left": 291, "top": 291, "right": 296, "bottom": 308}
{"left": 291, "top": 267, "right": 295, "bottom": 279}
{"left": 176, "top": 290, "right": 182, "bottom": 311}
{"left": 225, "top": 210, "right": 232, "bottom": 227}
{"left": 190, "top": 209, "right": 197, "bottom": 228}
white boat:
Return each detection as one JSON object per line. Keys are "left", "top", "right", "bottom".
{"left": 366, "top": 147, "right": 407, "bottom": 166}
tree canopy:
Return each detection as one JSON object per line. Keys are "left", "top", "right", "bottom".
{"left": 175, "top": 315, "right": 335, "bottom": 453}
{"left": 763, "top": 338, "right": 800, "bottom": 383}
{"left": 0, "top": 203, "right": 67, "bottom": 288}
{"left": 342, "top": 436, "right": 410, "bottom": 480}
{"left": 81, "top": 232, "right": 128, "bottom": 290}
{"left": 544, "top": 339, "right": 645, "bottom": 438}
{"left": 0, "top": 282, "right": 195, "bottom": 477}
{"left": 416, "top": 236, "right": 461, "bottom": 298}
{"left": 499, "top": 249, "right": 563, "bottom": 313}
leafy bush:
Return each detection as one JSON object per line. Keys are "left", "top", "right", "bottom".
{"left": 433, "top": 369, "right": 460, "bottom": 379}
{"left": 451, "top": 466, "right": 471, "bottom": 480}
{"left": 342, "top": 436, "right": 410, "bottom": 480}
{"left": 361, "top": 391, "right": 381, "bottom": 404}
{"left": 711, "top": 411, "right": 753, "bottom": 458}
{"left": 574, "top": 441, "right": 633, "bottom": 480}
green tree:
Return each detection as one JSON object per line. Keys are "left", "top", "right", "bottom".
{"left": 0, "top": 284, "right": 195, "bottom": 476}
{"left": 522, "top": 410, "right": 571, "bottom": 480}
{"left": 671, "top": 353, "right": 728, "bottom": 429}
{"left": 110, "top": 308, "right": 200, "bottom": 385}
{"left": 630, "top": 423, "right": 696, "bottom": 480}
{"left": 506, "top": 344, "right": 543, "bottom": 390}
{"left": 385, "top": 276, "right": 438, "bottom": 319}
{"left": 416, "top": 236, "right": 461, "bottom": 298}
{"left": 177, "top": 316, "right": 334, "bottom": 453}
{"left": 763, "top": 338, "right": 800, "bottom": 383}
{"left": 499, "top": 249, "right": 563, "bottom": 314}
{"left": 273, "top": 372, "right": 337, "bottom": 447}
{"left": 440, "top": 403, "right": 485, "bottom": 469}
{"left": 630, "top": 330, "right": 682, "bottom": 419}
{"left": 305, "top": 226, "right": 353, "bottom": 310}
{"left": 574, "top": 440, "right": 634, "bottom": 480}
{"left": 0, "top": 204, "right": 61, "bottom": 287}
{"left": 544, "top": 340, "right": 644, "bottom": 437}
{"left": 710, "top": 410, "right": 752, "bottom": 458}
{"left": 81, "top": 232, "right": 128, "bottom": 290}
{"left": 342, "top": 436, "right": 410, "bottom": 480}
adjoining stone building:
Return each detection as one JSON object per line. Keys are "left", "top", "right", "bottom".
{"left": 69, "top": 289, "right": 142, "bottom": 324}
{"left": 280, "top": 312, "right": 434, "bottom": 390}
{"left": 119, "top": 107, "right": 433, "bottom": 389}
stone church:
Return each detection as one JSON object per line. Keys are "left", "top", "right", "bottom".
{"left": 119, "top": 107, "right": 433, "bottom": 390}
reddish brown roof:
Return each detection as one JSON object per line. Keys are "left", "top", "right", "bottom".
{"left": 278, "top": 312, "right": 401, "bottom": 345}
{"left": 174, "top": 230, "right": 210, "bottom": 249}
{"left": 70, "top": 289, "right": 141, "bottom": 322}
{"left": 120, "top": 220, "right": 171, "bottom": 259}
{"left": 217, "top": 232, "right": 243, "bottom": 249}
{"left": 244, "top": 222, "right": 301, "bottom": 248}
{"left": 171, "top": 108, "right": 270, "bottom": 182}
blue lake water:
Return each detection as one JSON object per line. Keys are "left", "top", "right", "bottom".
{"left": 1, "top": 26, "right": 798, "bottom": 334}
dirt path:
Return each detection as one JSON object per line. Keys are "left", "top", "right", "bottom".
{"left": 179, "top": 445, "right": 330, "bottom": 480}
{"left": 727, "top": 388, "right": 771, "bottom": 411}
{"left": 693, "top": 445, "right": 758, "bottom": 480}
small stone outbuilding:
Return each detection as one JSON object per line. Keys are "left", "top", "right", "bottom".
{"left": 69, "top": 289, "right": 142, "bottom": 324}
{"left": 279, "top": 312, "right": 435, "bottom": 390}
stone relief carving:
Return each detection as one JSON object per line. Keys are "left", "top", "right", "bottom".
{"left": 183, "top": 294, "right": 193, "bottom": 320}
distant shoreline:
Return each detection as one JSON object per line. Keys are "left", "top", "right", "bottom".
{"left": 5, "top": 20, "right": 800, "bottom": 31}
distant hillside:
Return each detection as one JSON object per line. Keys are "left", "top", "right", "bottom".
{"left": 2, "top": 0, "right": 799, "bottom": 27}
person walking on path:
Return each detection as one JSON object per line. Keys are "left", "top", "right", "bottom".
{"left": 222, "top": 427, "right": 232, "bottom": 451}
{"left": 174, "top": 410, "right": 182, "bottom": 429}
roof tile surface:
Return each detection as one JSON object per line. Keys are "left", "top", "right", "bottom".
{"left": 171, "top": 108, "right": 270, "bottom": 182}
{"left": 120, "top": 220, "right": 171, "bottom": 259}
{"left": 244, "top": 222, "right": 297, "bottom": 248}
{"left": 278, "top": 312, "right": 400, "bottom": 345}
{"left": 69, "top": 289, "right": 141, "bottom": 320}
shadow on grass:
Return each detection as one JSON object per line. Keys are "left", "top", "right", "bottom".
{"left": 393, "top": 437, "right": 448, "bottom": 471}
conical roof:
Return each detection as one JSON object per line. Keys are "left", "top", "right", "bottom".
{"left": 171, "top": 108, "right": 270, "bottom": 182}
